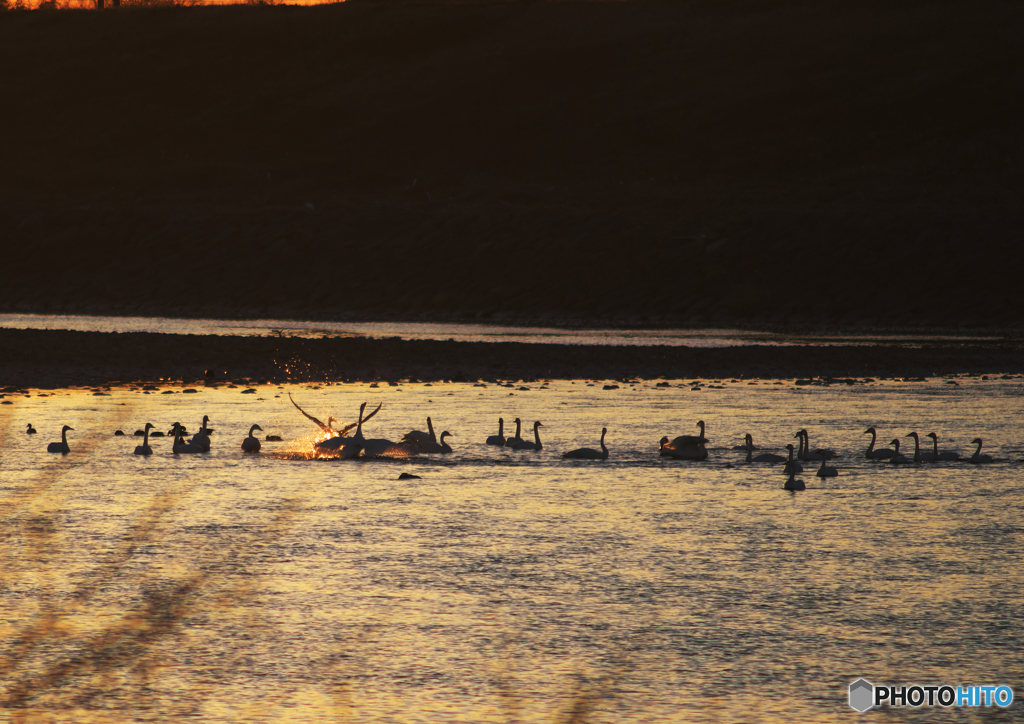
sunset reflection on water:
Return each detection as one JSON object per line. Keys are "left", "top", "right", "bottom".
{"left": 0, "top": 377, "right": 1021, "bottom": 722}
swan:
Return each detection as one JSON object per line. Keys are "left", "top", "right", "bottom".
{"left": 660, "top": 420, "right": 709, "bottom": 460}
{"left": 402, "top": 417, "right": 437, "bottom": 450}
{"left": 784, "top": 473, "right": 806, "bottom": 491}
{"left": 47, "top": 425, "right": 73, "bottom": 453}
{"left": 864, "top": 427, "right": 896, "bottom": 459}
{"left": 438, "top": 431, "right": 454, "bottom": 453}
{"left": 795, "top": 430, "right": 831, "bottom": 461}
{"left": 290, "top": 392, "right": 380, "bottom": 438}
{"left": 887, "top": 439, "right": 911, "bottom": 464}
{"left": 905, "top": 432, "right": 928, "bottom": 463}
{"left": 190, "top": 415, "right": 213, "bottom": 451}
{"left": 815, "top": 450, "right": 838, "bottom": 477}
{"left": 563, "top": 428, "right": 608, "bottom": 460}
{"left": 744, "top": 434, "right": 786, "bottom": 463}
{"left": 351, "top": 402, "right": 411, "bottom": 458}
{"left": 504, "top": 418, "right": 524, "bottom": 447}
{"left": 926, "top": 432, "right": 960, "bottom": 461}
{"left": 26, "top": 423, "right": 36, "bottom": 434}
{"left": 485, "top": 418, "right": 506, "bottom": 446}
{"left": 509, "top": 421, "right": 543, "bottom": 451}
{"left": 968, "top": 438, "right": 993, "bottom": 464}
{"left": 171, "top": 423, "right": 204, "bottom": 454}
{"left": 134, "top": 423, "right": 155, "bottom": 456}
{"left": 782, "top": 444, "right": 804, "bottom": 474}
{"left": 241, "top": 425, "right": 263, "bottom": 453}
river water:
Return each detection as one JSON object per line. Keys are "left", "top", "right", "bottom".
{"left": 0, "top": 376, "right": 1022, "bottom": 722}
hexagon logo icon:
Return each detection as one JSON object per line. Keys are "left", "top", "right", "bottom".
{"left": 849, "top": 679, "right": 874, "bottom": 712}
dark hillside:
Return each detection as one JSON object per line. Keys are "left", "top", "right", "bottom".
{"left": 2, "top": 0, "right": 1022, "bottom": 326}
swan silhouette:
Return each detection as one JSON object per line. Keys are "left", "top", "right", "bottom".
{"left": 815, "top": 450, "right": 838, "bottom": 477}
{"left": 784, "top": 473, "right": 806, "bottom": 491}
{"left": 504, "top": 418, "right": 524, "bottom": 447}
{"left": 660, "top": 420, "right": 709, "bottom": 460}
{"left": 485, "top": 418, "right": 506, "bottom": 446}
{"left": 402, "top": 417, "right": 437, "bottom": 450}
{"left": 242, "top": 425, "right": 263, "bottom": 453}
{"left": 47, "top": 425, "right": 73, "bottom": 453}
{"left": 782, "top": 444, "right": 804, "bottom": 474}
{"left": 968, "top": 438, "right": 993, "bottom": 464}
{"left": 563, "top": 428, "right": 608, "bottom": 460}
{"left": 171, "top": 423, "right": 204, "bottom": 454}
{"left": 134, "top": 423, "right": 155, "bottom": 456}
{"left": 887, "top": 439, "right": 911, "bottom": 464}
{"left": 926, "top": 433, "right": 959, "bottom": 461}
{"left": 864, "top": 427, "right": 896, "bottom": 459}
{"left": 744, "top": 434, "right": 786, "bottom": 463}
{"left": 509, "top": 421, "right": 543, "bottom": 451}
{"left": 190, "top": 415, "right": 213, "bottom": 451}
{"left": 26, "top": 423, "right": 37, "bottom": 435}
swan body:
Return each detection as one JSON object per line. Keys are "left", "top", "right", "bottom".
{"left": 887, "top": 439, "right": 911, "bottom": 464}
{"left": 26, "top": 423, "right": 37, "bottom": 434}
{"left": 190, "top": 415, "right": 212, "bottom": 452}
{"left": 563, "top": 428, "right": 608, "bottom": 460}
{"left": 795, "top": 429, "right": 831, "bottom": 461}
{"left": 242, "top": 425, "right": 263, "bottom": 453}
{"left": 351, "top": 402, "right": 411, "bottom": 457}
{"left": 485, "top": 418, "right": 506, "bottom": 446}
{"left": 744, "top": 434, "right": 786, "bottom": 463}
{"left": 815, "top": 450, "right": 838, "bottom": 478}
{"left": 926, "top": 432, "right": 960, "bottom": 461}
{"left": 782, "top": 444, "right": 804, "bottom": 474}
{"left": 661, "top": 420, "right": 709, "bottom": 460}
{"left": 510, "top": 421, "right": 543, "bottom": 451}
{"left": 504, "top": 418, "right": 524, "bottom": 447}
{"left": 47, "top": 425, "right": 73, "bottom": 453}
{"left": 314, "top": 434, "right": 362, "bottom": 458}
{"left": 134, "top": 423, "right": 154, "bottom": 456}
{"left": 864, "top": 427, "right": 896, "bottom": 459}
{"left": 438, "top": 431, "right": 454, "bottom": 453}
{"left": 171, "top": 424, "right": 204, "bottom": 454}
{"left": 784, "top": 473, "right": 806, "bottom": 491}
{"left": 905, "top": 431, "right": 928, "bottom": 463}
{"left": 968, "top": 438, "right": 993, "bottom": 464}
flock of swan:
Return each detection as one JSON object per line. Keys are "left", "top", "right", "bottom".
{"left": 25, "top": 392, "right": 1000, "bottom": 490}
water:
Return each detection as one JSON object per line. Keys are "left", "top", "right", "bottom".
{"left": 1, "top": 377, "right": 1022, "bottom": 722}
{"left": 1, "top": 313, "right": 1016, "bottom": 348}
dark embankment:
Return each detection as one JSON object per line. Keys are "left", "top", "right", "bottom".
{"left": 1, "top": 0, "right": 1023, "bottom": 327}
{"left": 1, "top": 329, "right": 1021, "bottom": 389}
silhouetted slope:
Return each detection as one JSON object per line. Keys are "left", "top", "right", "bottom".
{"left": 1, "top": 0, "right": 1022, "bottom": 326}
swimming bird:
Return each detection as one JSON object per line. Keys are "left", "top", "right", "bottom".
{"left": 351, "top": 402, "right": 410, "bottom": 457}
{"left": 134, "top": 423, "right": 155, "bottom": 456}
{"left": 26, "top": 423, "right": 36, "bottom": 434}
{"left": 437, "top": 431, "right": 454, "bottom": 453}
{"left": 563, "top": 428, "right": 609, "bottom": 460}
{"left": 242, "top": 425, "right": 263, "bottom": 453}
{"left": 190, "top": 415, "right": 213, "bottom": 451}
{"left": 925, "top": 432, "right": 960, "bottom": 461}
{"left": 289, "top": 392, "right": 380, "bottom": 438}
{"left": 968, "top": 438, "right": 993, "bottom": 464}
{"left": 660, "top": 420, "right": 709, "bottom": 460}
{"left": 864, "top": 427, "right": 896, "bottom": 459}
{"left": 485, "top": 418, "right": 506, "bottom": 446}
{"left": 504, "top": 418, "right": 524, "bottom": 447}
{"left": 744, "top": 434, "right": 786, "bottom": 463}
{"left": 171, "top": 423, "right": 204, "bottom": 454}
{"left": 47, "top": 425, "right": 73, "bottom": 453}
{"left": 795, "top": 429, "right": 831, "bottom": 461}
{"left": 784, "top": 473, "right": 806, "bottom": 491}
{"left": 815, "top": 450, "right": 838, "bottom": 477}
{"left": 782, "top": 444, "right": 804, "bottom": 474}
{"left": 509, "top": 421, "right": 543, "bottom": 451}
{"left": 905, "top": 432, "right": 928, "bottom": 463}
{"left": 402, "top": 417, "right": 437, "bottom": 450}
{"left": 888, "top": 439, "right": 911, "bottom": 464}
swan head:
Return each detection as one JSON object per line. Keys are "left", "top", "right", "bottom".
{"left": 534, "top": 421, "right": 543, "bottom": 428}
{"left": 864, "top": 427, "right": 876, "bottom": 435}
{"left": 440, "top": 431, "right": 453, "bottom": 439}
{"left": 926, "top": 432, "right": 938, "bottom": 440}
{"left": 906, "top": 432, "right": 919, "bottom": 439}
{"left": 659, "top": 436, "right": 670, "bottom": 448}
{"left": 144, "top": 422, "right": 154, "bottom": 430}
{"left": 62, "top": 425, "right": 74, "bottom": 432}
{"left": 744, "top": 433, "right": 752, "bottom": 441}
{"left": 890, "top": 439, "right": 900, "bottom": 447}
{"left": 498, "top": 417, "right": 504, "bottom": 424}
{"left": 601, "top": 427, "right": 607, "bottom": 435}
{"left": 814, "top": 448, "right": 831, "bottom": 459}
{"left": 793, "top": 431, "right": 802, "bottom": 439}
{"left": 786, "top": 444, "right": 794, "bottom": 452}
{"left": 514, "top": 418, "right": 522, "bottom": 425}
{"left": 971, "top": 437, "right": 983, "bottom": 445}
{"left": 202, "top": 415, "right": 210, "bottom": 424}
{"left": 251, "top": 424, "right": 264, "bottom": 433}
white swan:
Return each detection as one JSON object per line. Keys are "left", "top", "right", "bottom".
{"left": 485, "top": 418, "right": 506, "bottom": 446}
{"left": 744, "top": 434, "right": 786, "bottom": 463}
{"left": 926, "top": 432, "right": 960, "bottom": 461}
{"left": 782, "top": 444, "right": 804, "bottom": 474}
{"left": 134, "top": 423, "right": 155, "bottom": 456}
{"left": 171, "top": 423, "right": 204, "bottom": 454}
{"left": 26, "top": 423, "right": 37, "bottom": 435}
{"left": 47, "top": 425, "right": 73, "bottom": 453}
{"left": 402, "top": 417, "right": 437, "bottom": 450}
{"left": 968, "top": 438, "right": 993, "bottom": 464}
{"left": 815, "top": 450, "right": 838, "bottom": 477}
{"left": 190, "top": 415, "right": 212, "bottom": 452}
{"left": 504, "top": 418, "right": 524, "bottom": 447}
{"left": 887, "top": 439, "right": 911, "bottom": 464}
{"left": 864, "top": 427, "right": 896, "bottom": 459}
{"left": 510, "top": 421, "right": 543, "bottom": 451}
{"left": 242, "top": 424, "right": 263, "bottom": 453}
{"left": 563, "top": 428, "right": 608, "bottom": 460}
{"left": 784, "top": 473, "right": 806, "bottom": 491}
{"left": 660, "top": 420, "right": 709, "bottom": 460}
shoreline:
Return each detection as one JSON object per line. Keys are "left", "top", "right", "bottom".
{"left": 2, "top": 329, "right": 1022, "bottom": 391}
